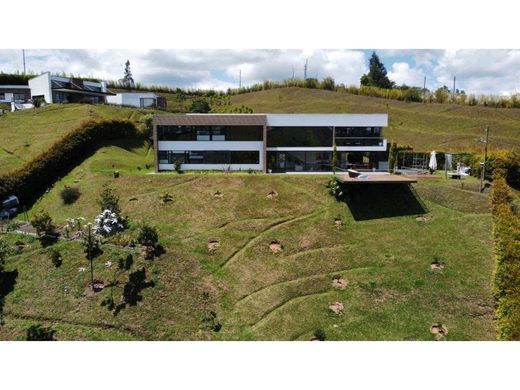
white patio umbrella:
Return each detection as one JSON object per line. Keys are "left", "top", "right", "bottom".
{"left": 428, "top": 151, "right": 437, "bottom": 171}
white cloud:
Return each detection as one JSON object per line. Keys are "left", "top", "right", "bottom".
{"left": 388, "top": 62, "right": 425, "bottom": 87}
{"left": 1, "top": 49, "right": 520, "bottom": 94}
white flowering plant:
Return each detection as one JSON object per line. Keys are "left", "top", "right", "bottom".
{"left": 93, "top": 209, "right": 126, "bottom": 236}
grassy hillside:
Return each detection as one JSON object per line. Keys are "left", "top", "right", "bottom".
{"left": 0, "top": 140, "right": 495, "bottom": 340}
{"left": 231, "top": 87, "right": 520, "bottom": 152}
{"left": 0, "top": 104, "right": 153, "bottom": 174}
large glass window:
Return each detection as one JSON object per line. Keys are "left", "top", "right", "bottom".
{"left": 158, "top": 150, "right": 260, "bottom": 165}
{"left": 156, "top": 125, "right": 263, "bottom": 141}
{"left": 335, "top": 127, "right": 383, "bottom": 146}
{"left": 267, "top": 151, "right": 332, "bottom": 172}
{"left": 267, "top": 127, "right": 333, "bottom": 147}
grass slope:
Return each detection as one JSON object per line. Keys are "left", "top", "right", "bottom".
{"left": 0, "top": 104, "right": 152, "bottom": 174}
{"left": 231, "top": 87, "right": 520, "bottom": 152}
{"left": 0, "top": 142, "right": 495, "bottom": 340}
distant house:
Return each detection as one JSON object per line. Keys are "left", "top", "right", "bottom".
{"left": 106, "top": 92, "right": 167, "bottom": 109}
{"left": 153, "top": 113, "right": 389, "bottom": 173}
{"left": 28, "top": 72, "right": 115, "bottom": 104}
{"left": 0, "top": 85, "right": 31, "bottom": 104}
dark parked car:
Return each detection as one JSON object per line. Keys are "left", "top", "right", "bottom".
{"left": 1, "top": 195, "right": 19, "bottom": 219}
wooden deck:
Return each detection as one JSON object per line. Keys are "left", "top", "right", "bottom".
{"left": 337, "top": 174, "right": 418, "bottom": 184}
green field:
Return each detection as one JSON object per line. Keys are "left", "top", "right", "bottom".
{"left": 231, "top": 87, "right": 520, "bottom": 151}
{"left": 0, "top": 138, "right": 495, "bottom": 340}
{"left": 0, "top": 94, "right": 509, "bottom": 340}
{"left": 0, "top": 104, "right": 153, "bottom": 174}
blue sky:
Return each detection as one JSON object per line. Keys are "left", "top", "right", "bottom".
{"left": 1, "top": 49, "right": 519, "bottom": 95}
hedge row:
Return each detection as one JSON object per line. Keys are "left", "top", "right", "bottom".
{"left": 0, "top": 119, "right": 139, "bottom": 205}
{"left": 491, "top": 174, "right": 520, "bottom": 340}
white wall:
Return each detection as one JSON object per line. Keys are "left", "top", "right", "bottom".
{"left": 107, "top": 92, "right": 158, "bottom": 108}
{"left": 157, "top": 140, "right": 264, "bottom": 171}
{"left": 28, "top": 73, "right": 52, "bottom": 103}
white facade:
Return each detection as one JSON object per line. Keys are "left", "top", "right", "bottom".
{"left": 28, "top": 73, "right": 53, "bottom": 103}
{"left": 155, "top": 113, "right": 389, "bottom": 173}
{"left": 106, "top": 92, "right": 160, "bottom": 108}
{"left": 157, "top": 140, "right": 264, "bottom": 171}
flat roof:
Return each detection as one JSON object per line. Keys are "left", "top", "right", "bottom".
{"left": 0, "top": 85, "right": 30, "bottom": 89}
{"left": 154, "top": 113, "right": 388, "bottom": 127}
{"left": 266, "top": 114, "right": 388, "bottom": 127}
{"left": 155, "top": 114, "right": 267, "bottom": 126}
{"left": 337, "top": 174, "right": 417, "bottom": 184}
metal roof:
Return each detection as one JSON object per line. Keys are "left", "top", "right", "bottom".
{"left": 154, "top": 114, "right": 267, "bottom": 126}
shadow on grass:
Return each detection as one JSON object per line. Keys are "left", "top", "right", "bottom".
{"left": 0, "top": 269, "right": 18, "bottom": 323}
{"left": 102, "top": 267, "right": 155, "bottom": 316}
{"left": 342, "top": 183, "right": 427, "bottom": 221}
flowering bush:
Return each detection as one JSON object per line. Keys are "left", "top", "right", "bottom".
{"left": 93, "top": 209, "right": 125, "bottom": 236}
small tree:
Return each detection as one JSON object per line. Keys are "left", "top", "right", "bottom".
{"left": 332, "top": 143, "right": 338, "bottom": 173}
{"left": 188, "top": 99, "right": 211, "bottom": 113}
{"left": 137, "top": 223, "right": 159, "bottom": 248}
{"left": 30, "top": 211, "right": 55, "bottom": 238}
{"left": 434, "top": 86, "right": 450, "bottom": 104}
{"left": 60, "top": 186, "right": 81, "bottom": 205}
{"left": 26, "top": 324, "right": 56, "bottom": 341}
{"left": 97, "top": 186, "right": 121, "bottom": 214}
{"left": 321, "top": 76, "right": 336, "bottom": 91}
{"left": 360, "top": 51, "right": 395, "bottom": 89}
{"left": 388, "top": 142, "right": 396, "bottom": 173}
{"left": 83, "top": 223, "right": 102, "bottom": 289}
{"left": 121, "top": 60, "right": 135, "bottom": 89}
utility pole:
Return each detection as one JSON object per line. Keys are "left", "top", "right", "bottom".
{"left": 304, "top": 59, "right": 308, "bottom": 80}
{"left": 291, "top": 67, "right": 295, "bottom": 80}
{"left": 22, "top": 49, "right": 26, "bottom": 74}
{"left": 452, "top": 76, "right": 456, "bottom": 102}
{"left": 480, "top": 126, "right": 490, "bottom": 192}
{"left": 239, "top": 69, "right": 242, "bottom": 89}
{"left": 423, "top": 75, "right": 426, "bottom": 103}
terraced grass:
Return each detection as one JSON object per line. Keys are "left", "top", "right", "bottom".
{"left": 231, "top": 87, "right": 520, "bottom": 152}
{"left": 0, "top": 142, "right": 495, "bottom": 340}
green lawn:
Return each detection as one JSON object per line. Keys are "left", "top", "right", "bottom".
{"left": 0, "top": 141, "right": 495, "bottom": 340}
{"left": 231, "top": 87, "right": 520, "bottom": 152}
{"left": 0, "top": 104, "right": 153, "bottom": 174}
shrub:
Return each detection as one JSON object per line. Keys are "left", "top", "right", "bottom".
{"left": 188, "top": 98, "right": 211, "bottom": 113}
{"left": 26, "top": 324, "right": 56, "bottom": 341}
{"left": 118, "top": 253, "right": 134, "bottom": 271}
{"left": 321, "top": 77, "right": 336, "bottom": 91}
{"left": 491, "top": 175, "right": 520, "bottom": 340}
{"left": 138, "top": 114, "right": 154, "bottom": 138}
{"left": 174, "top": 160, "right": 182, "bottom": 173}
{"left": 313, "top": 328, "right": 326, "bottom": 341}
{"left": 93, "top": 209, "right": 126, "bottom": 236}
{"left": 97, "top": 186, "right": 121, "bottom": 214}
{"left": 60, "top": 186, "right": 81, "bottom": 204}
{"left": 326, "top": 176, "right": 344, "bottom": 200}
{"left": 49, "top": 248, "right": 62, "bottom": 268}
{"left": 137, "top": 223, "right": 159, "bottom": 248}
{"left": 32, "top": 96, "right": 44, "bottom": 108}
{"left": 30, "top": 211, "right": 55, "bottom": 237}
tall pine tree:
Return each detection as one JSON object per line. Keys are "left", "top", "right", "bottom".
{"left": 122, "top": 60, "right": 135, "bottom": 88}
{"left": 360, "top": 52, "right": 395, "bottom": 89}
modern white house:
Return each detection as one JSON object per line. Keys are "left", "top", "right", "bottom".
{"left": 106, "top": 92, "right": 167, "bottom": 109}
{"left": 28, "top": 72, "right": 115, "bottom": 104}
{"left": 153, "top": 113, "right": 389, "bottom": 173}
